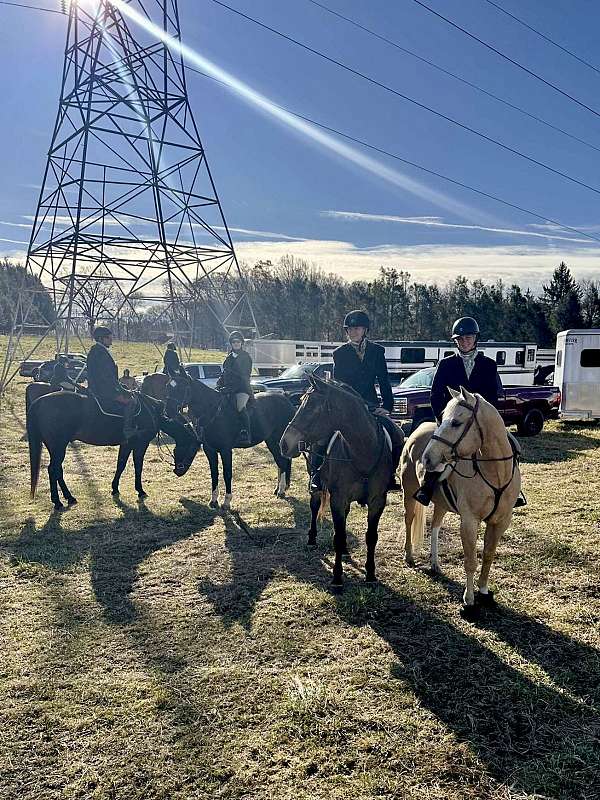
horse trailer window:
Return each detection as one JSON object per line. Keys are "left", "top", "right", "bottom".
{"left": 496, "top": 351, "right": 506, "bottom": 365}
{"left": 556, "top": 350, "right": 562, "bottom": 367}
{"left": 580, "top": 349, "right": 600, "bottom": 368}
{"left": 516, "top": 351, "right": 525, "bottom": 366}
{"left": 400, "top": 347, "right": 425, "bottom": 363}
{"left": 527, "top": 348, "right": 536, "bottom": 362}
{"left": 203, "top": 364, "right": 223, "bottom": 378}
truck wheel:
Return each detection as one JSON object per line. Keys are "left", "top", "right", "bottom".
{"left": 517, "top": 407, "right": 544, "bottom": 437}
{"left": 410, "top": 410, "right": 435, "bottom": 435}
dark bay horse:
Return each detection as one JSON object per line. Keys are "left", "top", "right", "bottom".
{"left": 280, "top": 374, "right": 403, "bottom": 589}
{"left": 27, "top": 391, "right": 200, "bottom": 511}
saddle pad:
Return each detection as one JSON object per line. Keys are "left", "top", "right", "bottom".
{"left": 325, "top": 427, "right": 392, "bottom": 455}
{"left": 93, "top": 396, "right": 125, "bottom": 418}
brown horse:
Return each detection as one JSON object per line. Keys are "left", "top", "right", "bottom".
{"left": 280, "top": 374, "right": 402, "bottom": 589}
{"left": 27, "top": 390, "right": 200, "bottom": 510}
{"left": 401, "top": 387, "right": 521, "bottom": 618}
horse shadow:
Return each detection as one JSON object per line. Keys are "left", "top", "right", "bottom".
{"left": 332, "top": 579, "right": 600, "bottom": 798}
{"left": 519, "top": 426, "right": 598, "bottom": 464}
{"left": 5, "top": 498, "right": 219, "bottom": 624}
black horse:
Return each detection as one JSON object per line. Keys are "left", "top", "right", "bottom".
{"left": 167, "top": 374, "right": 295, "bottom": 509}
{"left": 280, "top": 374, "right": 402, "bottom": 589}
{"left": 27, "top": 391, "right": 200, "bottom": 511}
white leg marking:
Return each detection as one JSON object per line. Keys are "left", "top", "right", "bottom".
{"left": 277, "top": 470, "right": 287, "bottom": 497}
{"left": 211, "top": 489, "right": 219, "bottom": 504}
{"left": 430, "top": 526, "right": 441, "bottom": 573}
{"left": 464, "top": 574, "right": 475, "bottom": 607}
{"left": 223, "top": 492, "right": 232, "bottom": 510}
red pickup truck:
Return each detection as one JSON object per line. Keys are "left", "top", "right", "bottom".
{"left": 392, "top": 367, "right": 560, "bottom": 436}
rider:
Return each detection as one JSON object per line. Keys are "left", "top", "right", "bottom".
{"left": 50, "top": 354, "right": 77, "bottom": 391}
{"left": 413, "top": 316, "right": 525, "bottom": 507}
{"left": 310, "top": 309, "right": 403, "bottom": 491}
{"left": 163, "top": 341, "right": 181, "bottom": 378}
{"left": 87, "top": 326, "right": 137, "bottom": 440}
{"left": 216, "top": 330, "right": 253, "bottom": 446}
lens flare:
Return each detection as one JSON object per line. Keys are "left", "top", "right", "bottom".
{"left": 108, "top": 0, "right": 485, "bottom": 221}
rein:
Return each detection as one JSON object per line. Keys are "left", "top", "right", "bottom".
{"left": 431, "top": 396, "right": 519, "bottom": 522}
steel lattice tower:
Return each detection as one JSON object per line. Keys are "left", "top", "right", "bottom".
{"left": 15, "top": 0, "right": 255, "bottom": 367}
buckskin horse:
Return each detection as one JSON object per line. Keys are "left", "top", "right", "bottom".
{"left": 27, "top": 390, "right": 200, "bottom": 511}
{"left": 164, "top": 373, "right": 295, "bottom": 509}
{"left": 280, "top": 374, "right": 402, "bottom": 590}
{"left": 401, "top": 387, "right": 521, "bottom": 619}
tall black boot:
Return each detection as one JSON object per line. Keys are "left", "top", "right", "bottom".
{"left": 413, "top": 470, "right": 440, "bottom": 506}
{"left": 122, "top": 401, "right": 137, "bottom": 441}
{"left": 309, "top": 446, "right": 326, "bottom": 492}
{"left": 238, "top": 407, "right": 251, "bottom": 446}
{"left": 388, "top": 445, "right": 403, "bottom": 491}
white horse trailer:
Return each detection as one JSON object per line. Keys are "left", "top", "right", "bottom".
{"left": 377, "top": 340, "right": 538, "bottom": 385}
{"left": 247, "top": 339, "right": 343, "bottom": 375}
{"left": 555, "top": 329, "right": 600, "bottom": 420}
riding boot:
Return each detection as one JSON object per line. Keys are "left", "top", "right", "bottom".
{"left": 388, "top": 444, "right": 403, "bottom": 492}
{"left": 238, "top": 407, "right": 251, "bottom": 446}
{"left": 514, "top": 491, "right": 527, "bottom": 508}
{"left": 413, "top": 469, "right": 440, "bottom": 506}
{"left": 122, "top": 401, "right": 137, "bottom": 441}
{"left": 309, "top": 446, "right": 326, "bottom": 492}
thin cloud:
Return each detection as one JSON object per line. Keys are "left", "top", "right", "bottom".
{"left": 323, "top": 211, "right": 594, "bottom": 244}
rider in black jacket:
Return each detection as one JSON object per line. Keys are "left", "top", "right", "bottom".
{"left": 310, "top": 310, "right": 403, "bottom": 491}
{"left": 163, "top": 342, "right": 181, "bottom": 378}
{"left": 216, "top": 330, "right": 253, "bottom": 445}
{"left": 87, "top": 326, "right": 137, "bottom": 439}
{"left": 414, "top": 317, "right": 525, "bottom": 507}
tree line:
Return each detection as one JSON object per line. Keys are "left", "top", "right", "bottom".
{"left": 1, "top": 256, "right": 597, "bottom": 349}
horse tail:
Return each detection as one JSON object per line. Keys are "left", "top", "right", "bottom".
{"left": 27, "top": 403, "right": 43, "bottom": 499}
{"left": 411, "top": 500, "right": 426, "bottom": 552}
{"left": 317, "top": 490, "right": 330, "bottom": 522}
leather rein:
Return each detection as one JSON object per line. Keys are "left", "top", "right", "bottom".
{"left": 431, "top": 396, "right": 519, "bottom": 521}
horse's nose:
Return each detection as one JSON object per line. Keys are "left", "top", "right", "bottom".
{"left": 423, "top": 452, "right": 432, "bottom": 469}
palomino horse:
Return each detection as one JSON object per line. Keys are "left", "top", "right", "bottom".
{"left": 401, "top": 387, "right": 521, "bottom": 618}
{"left": 164, "top": 373, "right": 296, "bottom": 510}
{"left": 27, "top": 390, "right": 200, "bottom": 510}
{"left": 280, "top": 374, "right": 402, "bottom": 589}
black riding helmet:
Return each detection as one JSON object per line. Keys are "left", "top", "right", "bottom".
{"left": 451, "top": 317, "right": 479, "bottom": 339}
{"left": 229, "top": 330, "right": 244, "bottom": 344}
{"left": 166, "top": 341, "right": 176, "bottom": 350}
{"left": 343, "top": 309, "right": 370, "bottom": 330}
{"left": 93, "top": 326, "right": 113, "bottom": 341}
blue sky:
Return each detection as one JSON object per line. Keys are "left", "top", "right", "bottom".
{"left": 2, "top": 0, "right": 600, "bottom": 288}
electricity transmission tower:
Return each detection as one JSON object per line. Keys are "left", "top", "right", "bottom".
{"left": 1, "top": 0, "right": 255, "bottom": 395}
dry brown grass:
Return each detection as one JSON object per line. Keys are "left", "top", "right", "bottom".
{"left": 1, "top": 338, "right": 599, "bottom": 799}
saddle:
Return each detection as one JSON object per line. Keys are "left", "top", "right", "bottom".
{"left": 92, "top": 394, "right": 141, "bottom": 419}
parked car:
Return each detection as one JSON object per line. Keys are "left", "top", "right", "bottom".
{"left": 392, "top": 367, "right": 560, "bottom": 436}
{"left": 33, "top": 355, "right": 87, "bottom": 383}
{"left": 135, "top": 362, "right": 224, "bottom": 389}
{"left": 251, "top": 362, "right": 334, "bottom": 406}
{"left": 20, "top": 351, "right": 86, "bottom": 378}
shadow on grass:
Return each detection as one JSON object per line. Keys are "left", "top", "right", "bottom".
{"left": 334, "top": 581, "right": 600, "bottom": 799}
{"left": 4, "top": 498, "right": 218, "bottom": 624}
{"left": 520, "top": 426, "right": 599, "bottom": 464}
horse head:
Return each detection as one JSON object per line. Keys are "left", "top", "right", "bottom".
{"left": 159, "top": 415, "right": 201, "bottom": 476}
{"left": 422, "top": 386, "right": 484, "bottom": 471}
{"left": 279, "top": 373, "right": 336, "bottom": 458}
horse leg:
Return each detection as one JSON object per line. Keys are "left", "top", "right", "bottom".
{"left": 205, "top": 446, "right": 220, "bottom": 508}
{"left": 308, "top": 490, "right": 321, "bottom": 547}
{"left": 430, "top": 505, "right": 447, "bottom": 575}
{"left": 48, "top": 443, "right": 68, "bottom": 511}
{"left": 112, "top": 442, "right": 133, "bottom": 496}
{"left": 265, "top": 435, "right": 289, "bottom": 497}
{"left": 477, "top": 520, "right": 506, "bottom": 608}
{"left": 221, "top": 449, "right": 233, "bottom": 510}
{"left": 132, "top": 440, "right": 150, "bottom": 500}
{"left": 459, "top": 516, "right": 480, "bottom": 617}
{"left": 330, "top": 496, "right": 350, "bottom": 590}
{"left": 365, "top": 495, "right": 385, "bottom": 584}
{"left": 57, "top": 465, "right": 77, "bottom": 506}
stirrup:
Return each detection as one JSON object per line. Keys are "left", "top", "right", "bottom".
{"left": 514, "top": 493, "right": 527, "bottom": 508}
{"left": 413, "top": 487, "right": 432, "bottom": 506}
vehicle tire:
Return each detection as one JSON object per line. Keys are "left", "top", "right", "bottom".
{"left": 410, "top": 409, "right": 435, "bottom": 435}
{"left": 517, "top": 407, "right": 544, "bottom": 437}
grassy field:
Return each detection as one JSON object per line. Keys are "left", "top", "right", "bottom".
{"left": 1, "top": 337, "right": 599, "bottom": 800}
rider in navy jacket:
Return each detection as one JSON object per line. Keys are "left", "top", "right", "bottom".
{"left": 431, "top": 351, "right": 500, "bottom": 423}
{"left": 87, "top": 326, "right": 137, "bottom": 439}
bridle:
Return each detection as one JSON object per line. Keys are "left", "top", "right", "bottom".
{"left": 430, "top": 395, "right": 519, "bottom": 521}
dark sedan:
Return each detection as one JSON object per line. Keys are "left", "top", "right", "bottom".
{"left": 34, "top": 357, "right": 87, "bottom": 383}
{"left": 251, "top": 362, "right": 334, "bottom": 406}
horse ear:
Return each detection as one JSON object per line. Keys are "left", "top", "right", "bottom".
{"left": 448, "top": 387, "right": 460, "bottom": 399}
{"left": 462, "top": 387, "right": 476, "bottom": 403}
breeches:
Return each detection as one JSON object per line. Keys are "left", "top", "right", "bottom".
{"left": 236, "top": 392, "right": 250, "bottom": 412}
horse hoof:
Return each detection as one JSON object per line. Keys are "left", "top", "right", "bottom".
{"left": 276, "top": 491, "right": 286, "bottom": 499}
{"left": 53, "top": 502, "right": 65, "bottom": 513}
{"left": 430, "top": 562, "right": 442, "bottom": 576}
{"left": 330, "top": 582, "right": 343, "bottom": 595}
{"left": 405, "top": 555, "right": 416, "bottom": 568}
{"left": 460, "top": 604, "right": 480, "bottom": 622}
{"left": 66, "top": 497, "right": 78, "bottom": 506}
{"left": 307, "top": 536, "right": 317, "bottom": 548}
{"left": 137, "top": 493, "right": 148, "bottom": 502}
{"left": 365, "top": 576, "right": 377, "bottom": 586}
{"left": 111, "top": 488, "right": 119, "bottom": 496}
{"left": 475, "top": 590, "right": 496, "bottom": 608}
{"left": 209, "top": 500, "right": 219, "bottom": 510}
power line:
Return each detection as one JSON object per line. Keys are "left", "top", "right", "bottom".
{"left": 209, "top": 0, "right": 600, "bottom": 200}
{"left": 481, "top": 0, "right": 600, "bottom": 77}
{"left": 0, "top": 0, "right": 61, "bottom": 13}
{"left": 411, "top": 0, "right": 600, "bottom": 120}
{"left": 307, "top": 0, "right": 600, "bottom": 156}
{"left": 4, "top": 0, "right": 600, "bottom": 248}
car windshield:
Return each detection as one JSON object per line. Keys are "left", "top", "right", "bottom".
{"left": 399, "top": 368, "right": 435, "bottom": 389}
{"left": 278, "top": 364, "right": 317, "bottom": 379}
